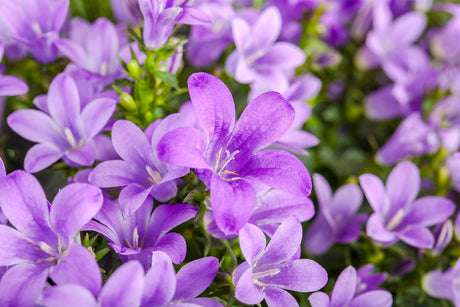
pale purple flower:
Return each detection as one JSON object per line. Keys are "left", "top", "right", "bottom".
{"left": 158, "top": 72, "right": 312, "bottom": 235}
{"left": 56, "top": 18, "right": 126, "bottom": 86}
{"left": 448, "top": 152, "right": 460, "bottom": 192}
{"left": 225, "top": 6, "right": 306, "bottom": 95}
{"left": 0, "top": 170, "right": 103, "bottom": 305}
{"left": 0, "top": 42, "right": 28, "bottom": 97}
{"left": 309, "top": 265, "right": 392, "bottom": 307}
{"left": 7, "top": 74, "right": 116, "bottom": 172}
{"left": 233, "top": 216, "right": 327, "bottom": 306}
{"left": 89, "top": 116, "right": 189, "bottom": 214}
{"left": 139, "top": 0, "right": 210, "bottom": 50}
{"left": 423, "top": 257, "right": 460, "bottom": 306}
{"left": 111, "top": 0, "right": 142, "bottom": 24}
{"left": 376, "top": 113, "right": 440, "bottom": 165}
{"left": 304, "top": 174, "right": 367, "bottom": 255}
{"left": 186, "top": 0, "right": 235, "bottom": 67}
{"left": 84, "top": 197, "right": 197, "bottom": 269}
{"left": 0, "top": 0, "right": 68, "bottom": 63}
{"left": 359, "top": 161, "right": 455, "bottom": 248}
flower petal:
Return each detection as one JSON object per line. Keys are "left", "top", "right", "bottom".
{"left": 234, "top": 268, "right": 264, "bottom": 305}
{"left": 366, "top": 213, "right": 396, "bottom": 243}
{"left": 349, "top": 290, "right": 393, "bottom": 307}
{"left": 174, "top": 257, "right": 219, "bottom": 300}
{"left": 24, "top": 143, "right": 63, "bottom": 173}
{"left": 330, "top": 266, "right": 356, "bottom": 307}
{"left": 404, "top": 196, "right": 455, "bottom": 227}
{"left": 239, "top": 223, "right": 266, "bottom": 265}
{"left": 0, "top": 225, "right": 38, "bottom": 265}
{"left": 264, "top": 288, "right": 299, "bottom": 307}
{"left": 81, "top": 98, "right": 116, "bottom": 139}
{"left": 397, "top": 226, "right": 434, "bottom": 249}
{"left": 359, "top": 174, "right": 386, "bottom": 213}
{"left": 42, "top": 284, "right": 96, "bottom": 307}
{"left": 386, "top": 161, "right": 420, "bottom": 210}
{"left": 89, "top": 160, "right": 137, "bottom": 187}
{"left": 143, "top": 251, "right": 176, "bottom": 306}
{"left": 251, "top": 6, "right": 281, "bottom": 49}
{"left": 0, "top": 75, "right": 28, "bottom": 96}
{"left": 119, "top": 184, "right": 152, "bottom": 215}
{"left": 7, "top": 109, "right": 62, "bottom": 144}
{"left": 309, "top": 292, "right": 330, "bottom": 307}
{"left": 111, "top": 120, "right": 152, "bottom": 166}
{"left": 47, "top": 74, "right": 80, "bottom": 129}
{"left": 154, "top": 232, "right": 187, "bottom": 264}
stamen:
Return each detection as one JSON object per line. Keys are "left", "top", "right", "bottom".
{"left": 100, "top": 62, "right": 108, "bottom": 76}
{"left": 132, "top": 227, "right": 139, "bottom": 249}
{"left": 252, "top": 268, "right": 281, "bottom": 280}
{"left": 386, "top": 209, "right": 405, "bottom": 231}
{"left": 64, "top": 128, "right": 78, "bottom": 149}
{"left": 146, "top": 165, "right": 162, "bottom": 184}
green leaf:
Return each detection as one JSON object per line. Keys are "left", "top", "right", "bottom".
{"left": 154, "top": 71, "right": 180, "bottom": 89}
{"left": 95, "top": 247, "right": 111, "bottom": 261}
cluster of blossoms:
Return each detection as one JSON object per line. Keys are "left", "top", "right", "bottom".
{"left": 1, "top": 0, "right": 460, "bottom": 306}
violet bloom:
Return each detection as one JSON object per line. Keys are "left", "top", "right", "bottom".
{"left": 360, "top": 161, "right": 455, "bottom": 248}
{"left": 233, "top": 216, "right": 327, "bottom": 306}
{"left": 304, "top": 174, "right": 367, "bottom": 255}
{"left": 111, "top": 0, "right": 142, "bottom": 24}
{"left": 56, "top": 18, "right": 126, "bottom": 87}
{"left": 0, "top": 42, "right": 28, "bottom": 97}
{"left": 84, "top": 197, "right": 197, "bottom": 269}
{"left": 139, "top": 0, "right": 210, "bottom": 50}
{"left": 0, "top": 170, "right": 103, "bottom": 305}
{"left": 376, "top": 113, "right": 440, "bottom": 165}
{"left": 225, "top": 6, "right": 306, "bottom": 95}
{"left": 158, "top": 72, "right": 311, "bottom": 235}
{"left": 309, "top": 265, "right": 392, "bottom": 307}
{"left": 186, "top": 0, "right": 235, "bottom": 67}
{"left": 423, "top": 257, "right": 460, "bottom": 306}
{"left": 141, "top": 251, "right": 222, "bottom": 306}
{"left": 89, "top": 116, "right": 189, "bottom": 214}
{"left": 0, "top": 0, "right": 68, "bottom": 63}
{"left": 7, "top": 74, "right": 116, "bottom": 172}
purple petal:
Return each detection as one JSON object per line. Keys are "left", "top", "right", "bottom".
{"left": 232, "top": 18, "right": 250, "bottom": 50}
{"left": 157, "top": 127, "right": 210, "bottom": 169}
{"left": 47, "top": 74, "right": 80, "bottom": 129}
{"left": 330, "top": 183, "right": 363, "bottom": 217}
{"left": 359, "top": 174, "right": 386, "bottom": 213}
{"left": 178, "top": 7, "right": 211, "bottom": 25}
{"left": 366, "top": 213, "right": 396, "bottom": 243}
{"left": 99, "top": 261, "right": 144, "bottom": 307}
{"left": 0, "top": 76, "right": 28, "bottom": 96}
{"left": 211, "top": 175, "right": 256, "bottom": 235}
{"left": 87, "top": 18, "right": 119, "bottom": 75}
{"left": 0, "top": 225, "right": 37, "bottom": 265}
{"left": 55, "top": 38, "right": 86, "bottom": 67}
{"left": 391, "top": 12, "right": 426, "bottom": 44}
{"left": 386, "top": 161, "right": 420, "bottom": 210}
{"left": 264, "top": 288, "right": 299, "bottom": 307}
{"left": 228, "top": 91, "right": 294, "bottom": 155}
{"left": 154, "top": 232, "right": 187, "bottom": 264}
{"left": 239, "top": 223, "right": 266, "bottom": 264}
{"left": 234, "top": 268, "right": 264, "bottom": 305}
{"left": 258, "top": 216, "right": 301, "bottom": 266}
{"left": 0, "top": 264, "right": 48, "bottom": 306}
{"left": 24, "top": 143, "right": 63, "bottom": 173}
{"left": 174, "top": 257, "right": 219, "bottom": 300}
{"left": 262, "top": 259, "right": 328, "bottom": 292}
{"left": 0, "top": 170, "right": 52, "bottom": 240}
{"left": 349, "top": 290, "right": 393, "bottom": 307}
{"left": 89, "top": 160, "right": 137, "bottom": 187}
{"left": 42, "top": 285, "right": 96, "bottom": 307}
{"left": 404, "top": 196, "right": 455, "bottom": 227}
{"left": 397, "top": 226, "right": 434, "bottom": 248}
{"left": 190, "top": 297, "right": 224, "bottom": 307}
{"left": 7, "top": 109, "right": 62, "bottom": 144}
{"left": 365, "top": 86, "right": 407, "bottom": 120}
{"left": 187, "top": 72, "right": 235, "bottom": 141}
{"left": 81, "top": 98, "right": 116, "bottom": 139}
{"left": 64, "top": 139, "right": 96, "bottom": 166}
{"left": 312, "top": 174, "right": 332, "bottom": 209}
{"left": 50, "top": 183, "right": 103, "bottom": 238}
{"left": 422, "top": 269, "right": 454, "bottom": 300}
{"left": 259, "top": 42, "right": 306, "bottom": 69}
{"left": 330, "top": 266, "right": 356, "bottom": 307}
{"left": 251, "top": 6, "right": 281, "bottom": 49}
{"left": 304, "top": 213, "right": 336, "bottom": 255}
{"left": 241, "top": 149, "right": 311, "bottom": 196}
{"left": 111, "top": 120, "right": 152, "bottom": 166}
{"left": 119, "top": 184, "right": 152, "bottom": 215}
{"left": 50, "top": 244, "right": 102, "bottom": 296}
{"left": 143, "top": 251, "right": 176, "bottom": 306}
{"left": 149, "top": 204, "right": 198, "bottom": 238}
{"left": 309, "top": 292, "right": 330, "bottom": 307}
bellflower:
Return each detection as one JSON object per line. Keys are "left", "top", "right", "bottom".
{"left": 233, "top": 216, "right": 327, "bottom": 307}
{"left": 7, "top": 74, "right": 116, "bottom": 172}
{"left": 56, "top": 18, "right": 126, "bottom": 86}
{"left": 84, "top": 197, "right": 197, "bottom": 269}
{"left": 225, "top": 6, "right": 306, "bottom": 95}
{"left": 309, "top": 265, "right": 393, "bottom": 307}
{"left": 158, "top": 72, "right": 312, "bottom": 235}
{"left": 423, "top": 257, "right": 460, "bottom": 306}
{"left": 0, "top": 0, "right": 68, "bottom": 63}
{"left": 0, "top": 170, "right": 103, "bottom": 305}
{"left": 359, "top": 161, "right": 455, "bottom": 248}
{"left": 304, "top": 174, "right": 367, "bottom": 255}
{"left": 139, "top": 0, "right": 210, "bottom": 50}
{"left": 89, "top": 116, "right": 189, "bottom": 214}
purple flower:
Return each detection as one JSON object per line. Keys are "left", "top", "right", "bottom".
{"left": 429, "top": 96, "right": 460, "bottom": 152}
{"left": 447, "top": 152, "right": 460, "bottom": 192}
{"left": 233, "top": 216, "right": 327, "bottom": 306}
{"left": 89, "top": 117, "right": 189, "bottom": 214}
{"left": 423, "top": 257, "right": 460, "bottom": 306}
{"left": 0, "top": 43, "right": 28, "bottom": 97}
{"left": 84, "top": 197, "right": 197, "bottom": 269}
{"left": 7, "top": 74, "right": 116, "bottom": 172}
{"left": 0, "top": 170, "right": 103, "bottom": 305}
{"left": 111, "top": 0, "right": 142, "bottom": 24}
{"left": 56, "top": 18, "right": 126, "bottom": 86}
{"left": 304, "top": 174, "right": 367, "bottom": 255}
{"left": 139, "top": 0, "right": 210, "bottom": 50}
{"left": 309, "top": 265, "right": 392, "bottom": 307}
{"left": 225, "top": 6, "right": 306, "bottom": 95}
{"left": 0, "top": 0, "right": 68, "bottom": 63}
{"left": 359, "top": 161, "right": 455, "bottom": 248}
{"left": 158, "top": 72, "right": 311, "bottom": 235}
{"left": 376, "top": 113, "right": 440, "bottom": 165}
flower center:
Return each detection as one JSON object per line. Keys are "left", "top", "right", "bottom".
{"left": 146, "top": 165, "right": 162, "bottom": 185}
{"left": 34, "top": 235, "right": 69, "bottom": 266}
{"left": 214, "top": 148, "right": 241, "bottom": 181}
{"left": 63, "top": 127, "right": 85, "bottom": 151}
